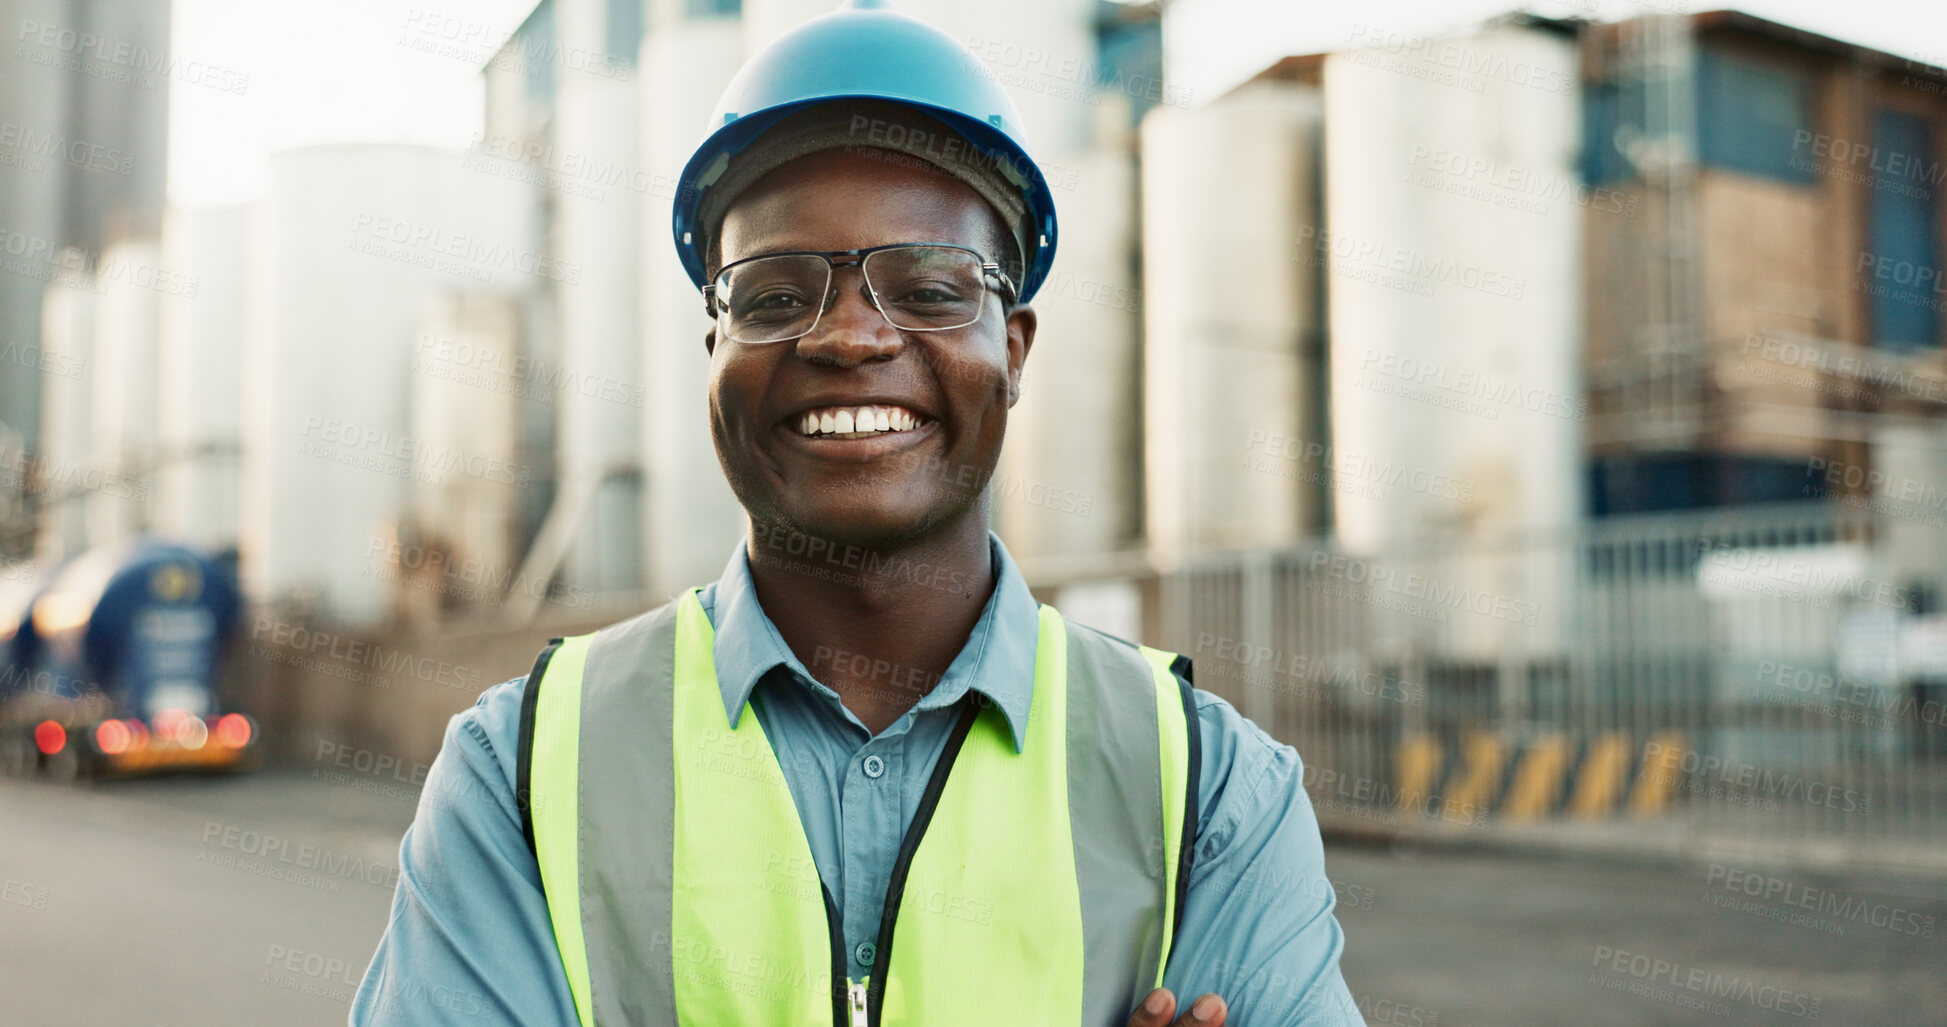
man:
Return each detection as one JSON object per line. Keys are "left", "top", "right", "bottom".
{"left": 353, "top": 2, "right": 1360, "bottom": 1024}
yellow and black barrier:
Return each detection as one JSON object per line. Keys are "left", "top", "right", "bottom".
{"left": 1389, "top": 730, "right": 1690, "bottom": 823}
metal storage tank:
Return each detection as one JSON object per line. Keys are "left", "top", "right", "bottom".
{"left": 640, "top": 10, "right": 746, "bottom": 595}
{"left": 1322, "top": 18, "right": 1583, "bottom": 661}
{"left": 407, "top": 293, "right": 525, "bottom": 614}
{"left": 0, "top": 0, "right": 169, "bottom": 458}
{"left": 551, "top": 0, "right": 645, "bottom": 598}
{"left": 34, "top": 276, "right": 97, "bottom": 565}
{"left": 243, "top": 145, "right": 535, "bottom": 623}
{"left": 155, "top": 205, "right": 247, "bottom": 551}
{"left": 88, "top": 235, "right": 165, "bottom": 545}
{"left": 0, "top": 0, "right": 74, "bottom": 458}
{"left": 997, "top": 145, "right": 1141, "bottom": 562}
{"left": 1141, "top": 80, "right": 1324, "bottom": 560}
{"left": 910, "top": 0, "right": 1097, "bottom": 158}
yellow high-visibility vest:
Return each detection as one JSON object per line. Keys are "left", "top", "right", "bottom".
{"left": 520, "top": 589, "right": 1200, "bottom": 1026}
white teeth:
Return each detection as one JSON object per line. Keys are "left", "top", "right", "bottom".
{"left": 798, "top": 405, "right": 923, "bottom": 436}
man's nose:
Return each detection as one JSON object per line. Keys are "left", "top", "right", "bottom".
{"left": 796, "top": 266, "right": 903, "bottom": 366}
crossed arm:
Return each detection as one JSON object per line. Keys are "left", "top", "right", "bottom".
{"left": 1136, "top": 690, "right": 1364, "bottom": 1026}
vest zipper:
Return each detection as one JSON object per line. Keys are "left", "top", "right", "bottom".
{"left": 848, "top": 978, "right": 870, "bottom": 1027}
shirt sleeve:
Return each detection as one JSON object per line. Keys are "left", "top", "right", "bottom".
{"left": 1157, "top": 689, "right": 1363, "bottom": 1026}
{"left": 350, "top": 677, "right": 582, "bottom": 1026}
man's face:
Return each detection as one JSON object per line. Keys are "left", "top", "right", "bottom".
{"left": 709, "top": 148, "right": 1036, "bottom": 549}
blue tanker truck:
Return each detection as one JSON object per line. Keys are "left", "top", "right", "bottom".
{"left": 1, "top": 539, "right": 259, "bottom": 778}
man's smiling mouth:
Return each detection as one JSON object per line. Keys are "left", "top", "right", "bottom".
{"left": 793, "top": 404, "right": 931, "bottom": 440}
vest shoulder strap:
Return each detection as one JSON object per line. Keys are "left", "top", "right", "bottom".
{"left": 1059, "top": 618, "right": 1203, "bottom": 952}
{"left": 517, "top": 637, "right": 563, "bottom": 857}
{"left": 516, "top": 598, "right": 684, "bottom": 857}
{"left": 1166, "top": 651, "right": 1201, "bottom": 942}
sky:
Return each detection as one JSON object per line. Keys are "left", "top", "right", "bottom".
{"left": 166, "top": 0, "right": 1947, "bottom": 207}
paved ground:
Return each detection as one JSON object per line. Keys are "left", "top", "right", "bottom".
{"left": 1330, "top": 842, "right": 1947, "bottom": 1026}
{"left": 3, "top": 770, "right": 1944, "bottom": 1025}
{"left": 0, "top": 770, "right": 410, "bottom": 1027}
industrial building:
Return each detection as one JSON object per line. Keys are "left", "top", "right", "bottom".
{"left": 2, "top": 3, "right": 1944, "bottom": 850}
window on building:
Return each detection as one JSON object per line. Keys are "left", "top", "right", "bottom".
{"left": 1695, "top": 47, "right": 1817, "bottom": 185}
{"left": 606, "top": 0, "right": 643, "bottom": 66}
{"left": 1868, "top": 110, "right": 1941, "bottom": 352}
{"left": 1579, "top": 81, "right": 1635, "bottom": 186}
{"left": 1589, "top": 454, "right": 1823, "bottom": 516}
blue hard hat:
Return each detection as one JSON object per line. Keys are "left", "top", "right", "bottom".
{"left": 672, "top": 0, "right": 1060, "bottom": 302}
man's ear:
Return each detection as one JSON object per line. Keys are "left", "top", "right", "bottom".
{"left": 704, "top": 325, "right": 718, "bottom": 356}
{"left": 1004, "top": 304, "right": 1037, "bottom": 408}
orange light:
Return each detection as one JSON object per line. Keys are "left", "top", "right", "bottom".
{"left": 34, "top": 720, "right": 65, "bottom": 755}
{"left": 214, "top": 714, "right": 252, "bottom": 749}
{"left": 95, "top": 719, "right": 132, "bottom": 756}
{"left": 174, "top": 716, "right": 208, "bottom": 750}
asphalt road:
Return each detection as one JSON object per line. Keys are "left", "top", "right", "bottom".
{"left": 1328, "top": 843, "right": 1947, "bottom": 1026}
{"left": 3, "top": 770, "right": 1944, "bottom": 1025}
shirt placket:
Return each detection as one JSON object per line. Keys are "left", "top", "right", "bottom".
{"left": 839, "top": 731, "right": 902, "bottom": 983}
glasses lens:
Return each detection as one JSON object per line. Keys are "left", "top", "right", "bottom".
{"left": 716, "top": 254, "right": 830, "bottom": 343}
{"left": 864, "top": 246, "right": 988, "bottom": 332}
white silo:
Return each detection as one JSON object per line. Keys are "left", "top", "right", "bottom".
{"left": 34, "top": 276, "right": 97, "bottom": 565}
{"left": 243, "top": 145, "right": 535, "bottom": 623}
{"left": 551, "top": 0, "right": 645, "bottom": 598}
{"left": 1141, "top": 80, "right": 1324, "bottom": 560}
{"left": 910, "top": 0, "right": 1098, "bottom": 159}
{"left": 997, "top": 146, "right": 1140, "bottom": 561}
{"left": 155, "top": 204, "right": 248, "bottom": 551}
{"left": 0, "top": 0, "right": 72, "bottom": 461}
{"left": 1323, "top": 19, "right": 1584, "bottom": 660}
{"left": 408, "top": 293, "right": 525, "bottom": 603}
{"left": 640, "top": 8, "right": 747, "bottom": 595}
{"left": 88, "top": 235, "right": 166, "bottom": 544}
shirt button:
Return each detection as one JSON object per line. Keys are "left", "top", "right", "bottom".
{"left": 861, "top": 755, "right": 886, "bottom": 779}
{"left": 855, "top": 941, "right": 876, "bottom": 967}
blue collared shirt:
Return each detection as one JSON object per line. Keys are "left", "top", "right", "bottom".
{"left": 352, "top": 534, "right": 1360, "bottom": 1025}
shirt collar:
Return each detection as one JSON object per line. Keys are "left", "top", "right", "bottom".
{"left": 703, "top": 531, "right": 1040, "bottom": 753}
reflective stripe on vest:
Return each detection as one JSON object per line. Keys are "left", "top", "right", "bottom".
{"left": 525, "top": 589, "right": 1196, "bottom": 1027}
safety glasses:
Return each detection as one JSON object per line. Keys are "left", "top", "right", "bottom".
{"left": 703, "top": 242, "right": 1017, "bottom": 344}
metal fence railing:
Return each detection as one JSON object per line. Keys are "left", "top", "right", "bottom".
{"left": 1149, "top": 502, "right": 1947, "bottom": 855}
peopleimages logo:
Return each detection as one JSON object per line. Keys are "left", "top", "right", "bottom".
{"left": 1705, "top": 864, "right": 1936, "bottom": 938}
{"left": 198, "top": 821, "right": 400, "bottom": 891}
{"left": 299, "top": 415, "right": 534, "bottom": 487}
{"left": 1590, "top": 945, "right": 1821, "bottom": 1019}
{"left": 0, "top": 119, "right": 133, "bottom": 175}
